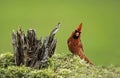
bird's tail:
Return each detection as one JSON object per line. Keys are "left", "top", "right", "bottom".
{"left": 79, "top": 54, "right": 94, "bottom": 65}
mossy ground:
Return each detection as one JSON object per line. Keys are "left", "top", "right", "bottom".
{"left": 0, "top": 53, "right": 120, "bottom": 78}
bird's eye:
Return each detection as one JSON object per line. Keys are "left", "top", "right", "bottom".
{"left": 75, "top": 30, "right": 80, "bottom": 33}
{"left": 75, "top": 30, "right": 78, "bottom": 32}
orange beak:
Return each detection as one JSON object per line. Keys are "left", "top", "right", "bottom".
{"left": 76, "top": 23, "right": 82, "bottom": 32}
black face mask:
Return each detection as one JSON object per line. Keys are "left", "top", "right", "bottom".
{"left": 73, "top": 30, "right": 80, "bottom": 39}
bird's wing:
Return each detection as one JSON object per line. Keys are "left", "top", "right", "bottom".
{"left": 78, "top": 41, "right": 84, "bottom": 52}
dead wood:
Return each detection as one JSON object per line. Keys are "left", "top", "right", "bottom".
{"left": 12, "top": 22, "right": 61, "bottom": 69}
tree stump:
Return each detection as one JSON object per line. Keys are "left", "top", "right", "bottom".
{"left": 12, "top": 22, "right": 61, "bottom": 69}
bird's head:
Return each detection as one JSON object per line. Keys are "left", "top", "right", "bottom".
{"left": 72, "top": 23, "right": 82, "bottom": 39}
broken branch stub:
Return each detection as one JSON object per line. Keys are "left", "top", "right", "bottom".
{"left": 12, "top": 22, "right": 61, "bottom": 69}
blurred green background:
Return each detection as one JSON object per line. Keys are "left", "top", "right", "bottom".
{"left": 0, "top": 0, "right": 120, "bottom": 65}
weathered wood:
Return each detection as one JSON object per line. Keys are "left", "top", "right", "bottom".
{"left": 12, "top": 23, "right": 61, "bottom": 69}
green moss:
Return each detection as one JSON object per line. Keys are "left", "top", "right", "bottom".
{"left": 0, "top": 53, "right": 14, "bottom": 68}
{"left": 0, "top": 53, "right": 120, "bottom": 78}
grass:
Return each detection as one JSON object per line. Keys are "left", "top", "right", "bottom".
{"left": 0, "top": 52, "right": 120, "bottom": 78}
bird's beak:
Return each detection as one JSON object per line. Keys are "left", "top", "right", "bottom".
{"left": 76, "top": 23, "right": 82, "bottom": 32}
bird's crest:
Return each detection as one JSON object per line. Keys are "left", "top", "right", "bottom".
{"left": 76, "top": 23, "right": 82, "bottom": 32}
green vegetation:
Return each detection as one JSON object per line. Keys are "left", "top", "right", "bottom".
{"left": 0, "top": 53, "right": 120, "bottom": 78}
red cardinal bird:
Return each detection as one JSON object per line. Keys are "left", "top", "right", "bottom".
{"left": 67, "top": 23, "right": 93, "bottom": 65}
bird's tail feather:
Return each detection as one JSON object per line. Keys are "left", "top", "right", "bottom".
{"left": 79, "top": 54, "right": 93, "bottom": 65}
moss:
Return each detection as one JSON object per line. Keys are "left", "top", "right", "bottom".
{"left": 0, "top": 53, "right": 120, "bottom": 78}
{"left": 0, "top": 53, "right": 14, "bottom": 68}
